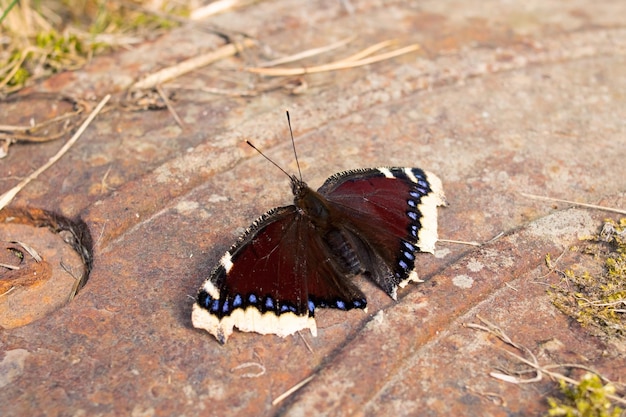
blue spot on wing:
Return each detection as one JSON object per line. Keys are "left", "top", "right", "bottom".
{"left": 352, "top": 299, "right": 366, "bottom": 309}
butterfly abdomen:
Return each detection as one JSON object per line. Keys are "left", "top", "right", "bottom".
{"left": 324, "top": 229, "right": 362, "bottom": 276}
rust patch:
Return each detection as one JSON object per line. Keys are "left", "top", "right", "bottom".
{"left": 0, "top": 208, "right": 92, "bottom": 328}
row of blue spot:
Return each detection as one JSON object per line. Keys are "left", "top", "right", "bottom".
{"left": 199, "top": 289, "right": 367, "bottom": 317}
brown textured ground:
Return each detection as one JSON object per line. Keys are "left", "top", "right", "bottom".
{"left": 1, "top": 1, "right": 625, "bottom": 416}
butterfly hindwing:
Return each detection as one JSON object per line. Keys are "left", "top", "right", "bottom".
{"left": 318, "top": 167, "right": 446, "bottom": 299}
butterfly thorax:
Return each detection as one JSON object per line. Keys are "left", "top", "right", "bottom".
{"left": 291, "top": 175, "right": 363, "bottom": 276}
{"left": 291, "top": 176, "right": 332, "bottom": 229}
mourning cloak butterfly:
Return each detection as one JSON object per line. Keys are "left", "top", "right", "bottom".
{"left": 192, "top": 124, "right": 446, "bottom": 344}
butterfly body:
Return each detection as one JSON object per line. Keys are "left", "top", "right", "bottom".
{"left": 192, "top": 167, "right": 446, "bottom": 343}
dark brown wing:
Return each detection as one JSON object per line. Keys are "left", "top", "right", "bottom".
{"left": 319, "top": 167, "right": 446, "bottom": 299}
{"left": 192, "top": 206, "right": 366, "bottom": 344}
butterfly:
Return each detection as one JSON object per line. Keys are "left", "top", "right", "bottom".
{"left": 192, "top": 116, "right": 446, "bottom": 344}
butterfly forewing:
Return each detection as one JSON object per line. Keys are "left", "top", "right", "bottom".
{"left": 192, "top": 205, "right": 367, "bottom": 344}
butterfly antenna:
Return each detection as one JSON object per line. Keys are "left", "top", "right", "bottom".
{"left": 245, "top": 140, "right": 293, "bottom": 180}
{"left": 286, "top": 110, "right": 303, "bottom": 181}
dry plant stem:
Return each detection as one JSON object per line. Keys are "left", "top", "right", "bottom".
{"left": 0, "top": 107, "right": 83, "bottom": 134}
{"left": 520, "top": 192, "right": 626, "bottom": 215}
{"left": 12, "top": 240, "right": 42, "bottom": 262}
{"left": 272, "top": 374, "right": 316, "bottom": 406}
{"left": 335, "top": 39, "right": 398, "bottom": 63}
{"left": 245, "top": 43, "right": 421, "bottom": 76}
{"left": 438, "top": 238, "right": 481, "bottom": 247}
{"left": 467, "top": 315, "right": 626, "bottom": 406}
{"left": 258, "top": 36, "right": 357, "bottom": 67}
{"left": 498, "top": 349, "right": 626, "bottom": 406}
{"left": 155, "top": 85, "right": 184, "bottom": 129}
{"left": 130, "top": 39, "right": 256, "bottom": 90}
{"left": 230, "top": 362, "right": 266, "bottom": 378}
{"left": 537, "top": 247, "right": 569, "bottom": 280}
{"left": 0, "top": 94, "right": 111, "bottom": 211}
{"left": 190, "top": 0, "right": 260, "bottom": 19}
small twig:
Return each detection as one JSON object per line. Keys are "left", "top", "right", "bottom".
{"left": 298, "top": 331, "right": 314, "bottom": 354}
{"left": 520, "top": 193, "right": 626, "bottom": 215}
{"left": 60, "top": 261, "right": 83, "bottom": 301}
{"left": 0, "top": 262, "right": 20, "bottom": 270}
{"left": 537, "top": 247, "right": 569, "bottom": 280}
{"left": 130, "top": 39, "right": 256, "bottom": 90}
{"left": 485, "top": 231, "right": 506, "bottom": 244}
{"left": 0, "top": 109, "right": 81, "bottom": 134}
{"left": 465, "top": 385, "right": 507, "bottom": 406}
{"left": 272, "top": 375, "right": 316, "bottom": 406}
{"left": 0, "top": 286, "right": 16, "bottom": 297}
{"left": 155, "top": 85, "right": 185, "bottom": 129}
{"left": 0, "top": 94, "right": 110, "bottom": 210}
{"left": 438, "top": 238, "right": 481, "bottom": 247}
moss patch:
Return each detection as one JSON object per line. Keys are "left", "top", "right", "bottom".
{"left": 0, "top": 0, "right": 185, "bottom": 94}
{"left": 548, "top": 218, "right": 626, "bottom": 338}
{"left": 546, "top": 372, "right": 623, "bottom": 417}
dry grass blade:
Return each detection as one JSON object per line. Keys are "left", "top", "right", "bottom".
{"left": 155, "top": 85, "right": 184, "bottom": 129}
{"left": 11, "top": 241, "right": 42, "bottom": 262}
{"left": 0, "top": 94, "right": 111, "bottom": 211}
{"left": 0, "top": 102, "right": 85, "bottom": 145}
{"left": 258, "top": 36, "right": 357, "bottom": 67}
{"left": 130, "top": 39, "right": 256, "bottom": 90}
{"left": 245, "top": 43, "right": 421, "bottom": 76}
{"left": 272, "top": 374, "right": 316, "bottom": 406}
{"left": 190, "top": 0, "right": 260, "bottom": 19}
{"left": 335, "top": 39, "right": 398, "bottom": 63}
{"left": 438, "top": 238, "right": 481, "bottom": 247}
{"left": 520, "top": 192, "right": 626, "bottom": 215}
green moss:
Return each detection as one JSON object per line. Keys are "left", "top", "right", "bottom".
{"left": 546, "top": 373, "right": 622, "bottom": 417}
{"left": 0, "top": 0, "right": 185, "bottom": 94}
{"left": 548, "top": 218, "right": 626, "bottom": 338}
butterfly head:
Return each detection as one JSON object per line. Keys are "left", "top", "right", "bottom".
{"left": 291, "top": 175, "right": 332, "bottom": 227}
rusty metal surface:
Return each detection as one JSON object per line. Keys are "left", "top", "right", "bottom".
{"left": 1, "top": 1, "right": 626, "bottom": 416}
